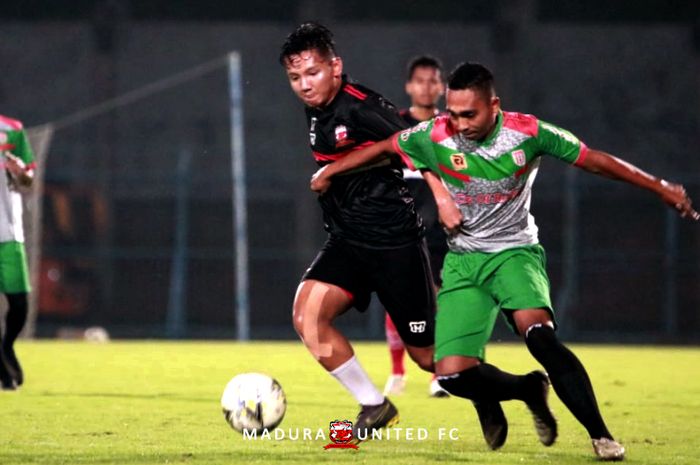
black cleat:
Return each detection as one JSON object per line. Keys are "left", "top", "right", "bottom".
{"left": 3, "top": 346, "right": 23, "bottom": 386}
{"left": 524, "top": 371, "right": 557, "bottom": 446}
{"left": 0, "top": 355, "right": 16, "bottom": 391}
{"left": 473, "top": 401, "right": 508, "bottom": 450}
{"left": 352, "top": 398, "right": 399, "bottom": 443}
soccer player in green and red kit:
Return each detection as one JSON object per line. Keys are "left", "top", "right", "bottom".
{"left": 0, "top": 114, "right": 36, "bottom": 391}
{"left": 311, "top": 62, "right": 698, "bottom": 460}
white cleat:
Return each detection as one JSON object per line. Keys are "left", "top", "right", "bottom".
{"left": 383, "top": 374, "right": 406, "bottom": 396}
{"left": 429, "top": 378, "right": 449, "bottom": 398}
{"left": 592, "top": 438, "right": 625, "bottom": 461}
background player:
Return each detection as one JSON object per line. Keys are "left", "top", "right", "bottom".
{"left": 383, "top": 55, "right": 448, "bottom": 398}
{"left": 280, "top": 23, "right": 437, "bottom": 439}
{"left": 311, "top": 62, "right": 698, "bottom": 460}
{"left": 0, "top": 114, "right": 36, "bottom": 391}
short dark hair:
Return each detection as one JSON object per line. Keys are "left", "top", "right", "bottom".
{"left": 279, "top": 22, "right": 337, "bottom": 66}
{"left": 406, "top": 55, "right": 443, "bottom": 81}
{"left": 447, "top": 62, "right": 495, "bottom": 98}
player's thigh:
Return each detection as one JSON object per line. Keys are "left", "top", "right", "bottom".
{"left": 486, "top": 245, "right": 555, "bottom": 335}
{"left": 373, "top": 241, "right": 436, "bottom": 348}
{"left": 435, "top": 272, "right": 499, "bottom": 363}
{"left": 300, "top": 237, "right": 372, "bottom": 312}
{"left": 0, "top": 241, "right": 30, "bottom": 294}
{"left": 292, "top": 280, "right": 352, "bottom": 335}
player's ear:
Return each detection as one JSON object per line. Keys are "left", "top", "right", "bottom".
{"left": 491, "top": 96, "right": 501, "bottom": 112}
{"left": 331, "top": 56, "right": 343, "bottom": 78}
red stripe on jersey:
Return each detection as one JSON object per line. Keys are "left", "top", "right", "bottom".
{"left": 392, "top": 133, "right": 417, "bottom": 171}
{"left": 343, "top": 84, "right": 367, "bottom": 100}
{"left": 430, "top": 115, "right": 457, "bottom": 144}
{"left": 0, "top": 115, "right": 23, "bottom": 130}
{"left": 0, "top": 144, "right": 16, "bottom": 151}
{"left": 502, "top": 111, "right": 538, "bottom": 137}
{"left": 515, "top": 165, "right": 529, "bottom": 178}
{"left": 312, "top": 141, "right": 375, "bottom": 162}
{"left": 438, "top": 163, "right": 471, "bottom": 183}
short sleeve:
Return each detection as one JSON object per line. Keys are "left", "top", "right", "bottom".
{"left": 350, "top": 94, "right": 408, "bottom": 141}
{"left": 536, "top": 120, "right": 588, "bottom": 166}
{"left": 391, "top": 121, "right": 437, "bottom": 172}
{"left": 9, "top": 129, "right": 35, "bottom": 166}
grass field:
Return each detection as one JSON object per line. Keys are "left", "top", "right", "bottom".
{"left": 1, "top": 341, "right": 699, "bottom": 465}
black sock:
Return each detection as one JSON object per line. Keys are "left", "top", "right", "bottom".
{"left": 3, "top": 293, "right": 28, "bottom": 349}
{"left": 438, "top": 363, "right": 532, "bottom": 402}
{"left": 525, "top": 324, "right": 612, "bottom": 440}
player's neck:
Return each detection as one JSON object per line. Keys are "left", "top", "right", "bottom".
{"left": 409, "top": 105, "right": 439, "bottom": 122}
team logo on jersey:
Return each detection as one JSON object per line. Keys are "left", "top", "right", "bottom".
{"left": 511, "top": 149, "right": 526, "bottom": 167}
{"left": 309, "top": 117, "right": 317, "bottom": 146}
{"left": 450, "top": 153, "right": 467, "bottom": 170}
{"left": 335, "top": 125, "right": 348, "bottom": 143}
{"left": 409, "top": 321, "right": 426, "bottom": 333}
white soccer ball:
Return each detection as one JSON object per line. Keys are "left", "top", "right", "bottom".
{"left": 221, "top": 373, "right": 287, "bottom": 434}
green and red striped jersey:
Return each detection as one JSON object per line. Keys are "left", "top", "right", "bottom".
{"left": 393, "top": 111, "right": 586, "bottom": 253}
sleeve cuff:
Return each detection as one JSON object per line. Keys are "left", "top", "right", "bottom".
{"left": 573, "top": 142, "right": 588, "bottom": 167}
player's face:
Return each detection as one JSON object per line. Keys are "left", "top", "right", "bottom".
{"left": 284, "top": 49, "right": 343, "bottom": 108}
{"left": 446, "top": 88, "right": 500, "bottom": 141}
{"left": 405, "top": 66, "right": 444, "bottom": 108}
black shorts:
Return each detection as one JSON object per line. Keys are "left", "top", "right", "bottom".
{"left": 302, "top": 237, "right": 436, "bottom": 347}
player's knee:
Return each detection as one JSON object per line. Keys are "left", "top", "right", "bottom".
{"left": 407, "top": 347, "right": 435, "bottom": 372}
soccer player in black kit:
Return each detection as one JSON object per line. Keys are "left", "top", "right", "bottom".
{"left": 280, "top": 23, "right": 436, "bottom": 440}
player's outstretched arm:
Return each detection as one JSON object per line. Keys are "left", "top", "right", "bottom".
{"left": 422, "top": 170, "right": 462, "bottom": 234}
{"left": 310, "top": 138, "right": 395, "bottom": 193}
{"left": 578, "top": 149, "right": 699, "bottom": 220}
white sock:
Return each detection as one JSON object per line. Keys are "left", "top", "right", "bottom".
{"left": 330, "top": 355, "right": 384, "bottom": 406}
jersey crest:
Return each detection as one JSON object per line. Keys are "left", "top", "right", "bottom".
{"left": 511, "top": 149, "right": 526, "bottom": 167}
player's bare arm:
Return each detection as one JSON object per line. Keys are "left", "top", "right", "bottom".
{"left": 421, "top": 170, "right": 462, "bottom": 234}
{"left": 579, "top": 149, "right": 698, "bottom": 220}
{"left": 4, "top": 152, "right": 33, "bottom": 188}
{"left": 310, "top": 138, "right": 395, "bottom": 193}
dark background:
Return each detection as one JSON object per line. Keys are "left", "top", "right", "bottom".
{"left": 1, "top": 0, "right": 698, "bottom": 342}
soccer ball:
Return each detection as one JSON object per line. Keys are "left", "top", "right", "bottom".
{"left": 221, "top": 373, "right": 287, "bottom": 434}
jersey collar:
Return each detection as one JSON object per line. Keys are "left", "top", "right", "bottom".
{"left": 478, "top": 110, "right": 503, "bottom": 146}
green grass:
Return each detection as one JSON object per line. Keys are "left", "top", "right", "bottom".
{"left": 1, "top": 341, "right": 699, "bottom": 464}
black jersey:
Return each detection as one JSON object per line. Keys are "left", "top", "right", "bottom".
{"left": 398, "top": 108, "right": 421, "bottom": 127}
{"left": 305, "top": 78, "right": 423, "bottom": 248}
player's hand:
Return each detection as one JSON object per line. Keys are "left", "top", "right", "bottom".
{"left": 659, "top": 180, "right": 699, "bottom": 220}
{"left": 310, "top": 166, "right": 332, "bottom": 194}
{"left": 436, "top": 197, "right": 462, "bottom": 235}
{"left": 4, "top": 152, "right": 26, "bottom": 178}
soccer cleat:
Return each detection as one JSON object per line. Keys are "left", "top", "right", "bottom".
{"left": 524, "top": 370, "right": 558, "bottom": 446}
{"left": 592, "top": 438, "right": 625, "bottom": 461}
{"left": 429, "top": 378, "right": 449, "bottom": 398}
{"left": 473, "top": 401, "right": 508, "bottom": 450}
{"left": 3, "top": 346, "right": 23, "bottom": 386}
{"left": 383, "top": 374, "right": 406, "bottom": 396}
{"left": 0, "top": 351, "right": 16, "bottom": 391}
{"left": 351, "top": 397, "right": 399, "bottom": 443}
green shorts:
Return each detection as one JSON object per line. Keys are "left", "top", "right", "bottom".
{"left": 0, "top": 241, "right": 31, "bottom": 294}
{"left": 435, "top": 244, "right": 554, "bottom": 361}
